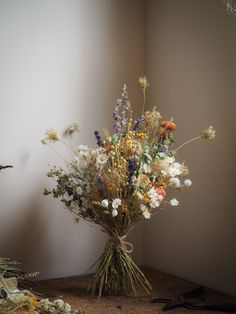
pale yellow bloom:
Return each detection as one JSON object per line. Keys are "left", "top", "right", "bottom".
{"left": 138, "top": 76, "right": 149, "bottom": 89}
{"left": 41, "top": 129, "right": 60, "bottom": 144}
{"left": 201, "top": 126, "right": 216, "bottom": 140}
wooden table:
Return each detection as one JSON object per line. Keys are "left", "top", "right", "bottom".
{"left": 31, "top": 267, "right": 236, "bottom": 313}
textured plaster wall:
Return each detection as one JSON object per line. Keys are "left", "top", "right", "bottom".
{"left": 0, "top": 0, "right": 144, "bottom": 279}
{"left": 144, "top": 0, "right": 236, "bottom": 296}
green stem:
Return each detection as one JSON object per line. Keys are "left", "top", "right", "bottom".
{"left": 174, "top": 136, "right": 201, "bottom": 152}
{"left": 141, "top": 89, "right": 146, "bottom": 115}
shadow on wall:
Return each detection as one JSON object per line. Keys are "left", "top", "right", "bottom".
{"left": 4, "top": 192, "right": 53, "bottom": 275}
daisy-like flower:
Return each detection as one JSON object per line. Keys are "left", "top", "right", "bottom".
{"left": 112, "top": 198, "right": 121, "bottom": 209}
{"left": 101, "top": 199, "right": 109, "bottom": 208}
{"left": 184, "top": 179, "right": 192, "bottom": 187}
{"left": 201, "top": 126, "right": 216, "bottom": 140}
{"left": 169, "top": 177, "right": 181, "bottom": 188}
{"left": 41, "top": 129, "right": 60, "bottom": 144}
{"left": 169, "top": 198, "right": 179, "bottom": 206}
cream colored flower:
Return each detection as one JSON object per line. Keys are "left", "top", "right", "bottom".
{"left": 76, "top": 186, "right": 83, "bottom": 195}
{"left": 112, "top": 198, "right": 121, "bottom": 209}
{"left": 41, "top": 129, "right": 60, "bottom": 144}
{"left": 184, "top": 179, "right": 192, "bottom": 187}
{"left": 170, "top": 198, "right": 179, "bottom": 206}
{"left": 138, "top": 76, "right": 149, "bottom": 89}
{"left": 112, "top": 208, "right": 118, "bottom": 217}
{"left": 169, "top": 177, "right": 181, "bottom": 188}
{"left": 65, "top": 122, "right": 79, "bottom": 136}
{"left": 101, "top": 199, "right": 109, "bottom": 208}
{"left": 201, "top": 126, "right": 216, "bottom": 140}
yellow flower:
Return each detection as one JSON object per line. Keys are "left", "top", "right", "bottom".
{"left": 21, "top": 296, "right": 39, "bottom": 312}
{"left": 136, "top": 132, "right": 148, "bottom": 140}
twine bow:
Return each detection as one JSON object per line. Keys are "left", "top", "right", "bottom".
{"left": 109, "top": 234, "right": 133, "bottom": 254}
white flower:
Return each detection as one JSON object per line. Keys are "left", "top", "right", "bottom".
{"left": 96, "top": 153, "right": 108, "bottom": 166}
{"left": 142, "top": 163, "right": 151, "bottom": 174}
{"left": 112, "top": 208, "right": 118, "bottom": 217}
{"left": 184, "top": 179, "right": 192, "bottom": 187}
{"left": 136, "top": 191, "right": 144, "bottom": 199}
{"left": 165, "top": 156, "right": 175, "bottom": 164}
{"left": 150, "top": 198, "right": 160, "bottom": 208}
{"left": 147, "top": 187, "right": 157, "bottom": 198}
{"left": 169, "top": 177, "right": 181, "bottom": 188}
{"left": 168, "top": 162, "right": 182, "bottom": 177}
{"left": 201, "top": 126, "right": 216, "bottom": 140}
{"left": 76, "top": 186, "right": 83, "bottom": 195}
{"left": 112, "top": 198, "right": 121, "bottom": 209}
{"left": 170, "top": 198, "right": 179, "bottom": 206}
{"left": 101, "top": 199, "right": 109, "bottom": 208}
{"left": 143, "top": 210, "right": 151, "bottom": 219}
{"left": 140, "top": 204, "right": 151, "bottom": 219}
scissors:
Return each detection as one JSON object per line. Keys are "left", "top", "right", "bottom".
{"left": 152, "top": 286, "right": 236, "bottom": 313}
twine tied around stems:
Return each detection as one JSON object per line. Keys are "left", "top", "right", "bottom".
{"left": 109, "top": 234, "right": 133, "bottom": 254}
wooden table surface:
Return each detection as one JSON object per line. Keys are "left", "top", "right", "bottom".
{"left": 30, "top": 267, "right": 236, "bottom": 314}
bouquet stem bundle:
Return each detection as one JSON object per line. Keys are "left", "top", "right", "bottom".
{"left": 90, "top": 233, "right": 151, "bottom": 298}
{"left": 42, "top": 76, "right": 215, "bottom": 297}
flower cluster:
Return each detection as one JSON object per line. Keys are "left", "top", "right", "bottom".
{"left": 43, "top": 78, "right": 215, "bottom": 227}
{"left": 42, "top": 77, "right": 215, "bottom": 297}
{"left": 0, "top": 275, "right": 82, "bottom": 313}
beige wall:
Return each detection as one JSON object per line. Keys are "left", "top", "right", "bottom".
{"left": 144, "top": 0, "right": 236, "bottom": 296}
{"left": 1, "top": 0, "right": 235, "bottom": 296}
{"left": 0, "top": 0, "right": 144, "bottom": 279}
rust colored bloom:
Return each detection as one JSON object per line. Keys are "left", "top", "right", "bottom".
{"left": 161, "top": 121, "right": 176, "bottom": 131}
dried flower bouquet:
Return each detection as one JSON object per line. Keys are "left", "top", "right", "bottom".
{"left": 42, "top": 77, "right": 215, "bottom": 297}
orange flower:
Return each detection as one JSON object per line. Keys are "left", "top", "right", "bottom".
{"left": 161, "top": 121, "right": 176, "bottom": 131}
{"left": 105, "top": 146, "right": 111, "bottom": 153}
{"left": 21, "top": 296, "right": 39, "bottom": 312}
{"left": 157, "top": 186, "right": 166, "bottom": 199}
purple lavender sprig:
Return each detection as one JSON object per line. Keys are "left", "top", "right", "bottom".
{"left": 94, "top": 130, "right": 104, "bottom": 147}
{"left": 113, "top": 84, "right": 129, "bottom": 135}
{"left": 133, "top": 115, "right": 144, "bottom": 132}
